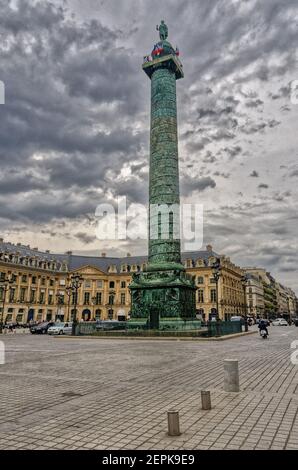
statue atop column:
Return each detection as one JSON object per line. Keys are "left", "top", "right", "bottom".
{"left": 156, "top": 20, "right": 168, "bottom": 41}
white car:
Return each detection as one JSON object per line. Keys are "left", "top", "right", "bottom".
{"left": 47, "top": 322, "right": 66, "bottom": 335}
{"left": 230, "top": 316, "right": 243, "bottom": 323}
{"left": 272, "top": 318, "right": 288, "bottom": 326}
{"left": 62, "top": 322, "right": 73, "bottom": 335}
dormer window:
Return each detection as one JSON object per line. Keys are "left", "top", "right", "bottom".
{"left": 108, "top": 265, "right": 117, "bottom": 273}
{"left": 121, "top": 264, "right": 128, "bottom": 273}
{"left": 208, "top": 257, "right": 216, "bottom": 266}
{"left": 196, "top": 259, "right": 205, "bottom": 267}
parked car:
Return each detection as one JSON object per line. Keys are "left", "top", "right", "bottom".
{"left": 230, "top": 316, "right": 244, "bottom": 324}
{"left": 30, "top": 321, "right": 54, "bottom": 334}
{"left": 47, "top": 322, "right": 66, "bottom": 335}
{"left": 272, "top": 318, "right": 288, "bottom": 326}
{"left": 62, "top": 322, "right": 73, "bottom": 335}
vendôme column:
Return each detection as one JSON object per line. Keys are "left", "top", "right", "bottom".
{"left": 129, "top": 21, "right": 196, "bottom": 326}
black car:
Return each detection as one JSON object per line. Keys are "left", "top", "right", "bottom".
{"left": 30, "top": 321, "right": 54, "bottom": 334}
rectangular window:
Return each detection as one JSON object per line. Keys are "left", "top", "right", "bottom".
{"left": 97, "top": 280, "right": 103, "bottom": 288}
{"left": 49, "top": 279, "right": 54, "bottom": 286}
{"left": 48, "top": 294, "right": 53, "bottom": 305}
{"left": 41, "top": 278, "right": 46, "bottom": 286}
{"left": 95, "top": 292, "right": 102, "bottom": 305}
{"left": 32, "top": 276, "right": 36, "bottom": 284}
{"left": 21, "top": 275, "right": 27, "bottom": 283}
{"left": 57, "top": 293, "right": 65, "bottom": 305}
{"left": 84, "top": 292, "right": 90, "bottom": 305}
{"left": 198, "top": 289, "right": 204, "bottom": 303}
{"left": 109, "top": 281, "right": 115, "bottom": 289}
{"left": 120, "top": 293, "right": 125, "bottom": 305}
{"left": 85, "top": 280, "right": 91, "bottom": 289}
{"left": 211, "top": 289, "right": 217, "bottom": 302}
{"left": 59, "top": 279, "right": 66, "bottom": 286}
{"left": 9, "top": 288, "right": 15, "bottom": 303}
{"left": 30, "top": 290, "right": 36, "bottom": 303}
{"left": 39, "top": 291, "right": 45, "bottom": 304}
{"left": 197, "top": 277, "right": 204, "bottom": 285}
{"left": 12, "top": 274, "right": 17, "bottom": 282}
{"left": 210, "top": 278, "right": 216, "bottom": 284}
{"left": 20, "top": 288, "right": 26, "bottom": 302}
{"left": 121, "top": 281, "right": 126, "bottom": 289}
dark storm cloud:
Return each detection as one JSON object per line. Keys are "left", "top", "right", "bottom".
{"left": 245, "top": 99, "right": 264, "bottom": 109}
{"left": 202, "top": 151, "right": 217, "bottom": 164}
{"left": 223, "top": 145, "right": 242, "bottom": 160}
{"left": 75, "top": 232, "right": 97, "bottom": 244}
{"left": 0, "top": 0, "right": 298, "bottom": 292}
{"left": 0, "top": 0, "right": 148, "bottom": 223}
{"left": 269, "top": 83, "right": 292, "bottom": 100}
{"left": 181, "top": 176, "right": 216, "bottom": 195}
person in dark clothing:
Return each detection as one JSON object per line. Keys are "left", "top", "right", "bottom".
{"left": 258, "top": 320, "right": 268, "bottom": 336}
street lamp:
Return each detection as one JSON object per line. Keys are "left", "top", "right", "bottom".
{"left": 212, "top": 258, "right": 221, "bottom": 321}
{"left": 69, "top": 274, "right": 83, "bottom": 336}
{"left": 106, "top": 290, "right": 116, "bottom": 320}
{"left": 0, "top": 275, "right": 14, "bottom": 333}
{"left": 65, "top": 286, "right": 72, "bottom": 322}
{"left": 241, "top": 274, "right": 249, "bottom": 332}
{"left": 91, "top": 296, "right": 97, "bottom": 321}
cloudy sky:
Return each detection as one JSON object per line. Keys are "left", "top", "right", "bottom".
{"left": 0, "top": 0, "right": 298, "bottom": 290}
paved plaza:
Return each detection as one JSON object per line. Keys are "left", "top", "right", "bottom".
{"left": 0, "top": 327, "right": 298, "bottom": 450}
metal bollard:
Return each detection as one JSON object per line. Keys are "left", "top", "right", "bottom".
{"left": 224, "top": 359, "right": 240, "bottom": 392}
{"left": 167, "top": 410, "right": 181, "bottom": 436}
{"left": 201, "top": 390, "right": 212, "bottom": 410}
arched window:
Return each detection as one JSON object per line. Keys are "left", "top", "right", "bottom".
{"left": 95, "top": 309, "right": 101, "bottom": 320}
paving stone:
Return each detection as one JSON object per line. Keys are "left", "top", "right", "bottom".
{"left": 0, "top": 327, "right": 298, "bottom": 450}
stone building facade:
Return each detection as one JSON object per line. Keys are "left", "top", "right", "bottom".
{"left": 0, "top": 240, "right": 247, "bottom": 323}
{"left": 244, "top": 267, "right": 297, "bottom": 320}
{"left": 243, "top": 272, "right": 265, "bottom": 318}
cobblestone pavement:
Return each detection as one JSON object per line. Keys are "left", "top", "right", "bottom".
{"left": 0, "top": 326, "right": 298, "bottom": 450}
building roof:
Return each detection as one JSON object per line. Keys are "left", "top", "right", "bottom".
{"left": 0, "top": 240, "right": 221, "bottom": 273}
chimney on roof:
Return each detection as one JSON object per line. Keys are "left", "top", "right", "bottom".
{"left": 127, "top": 253, "right": 131, "bottom": 257}
{"left": 66, "top": 251, "right": 72, "bottom": 255}
{"left": 33, "top": 247, "right": 38, "bottom": 251}
{"left": 46, "top": 250, "right": 50, "bottom": 253}
{"left": 101, "top": 252, "right": 106, "bottom": 257}
{"left": 206, "top": 244, "right": 213, "bottom": 252}
{"left": 17, "top": 243, "right": 21, "bottom": 246}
